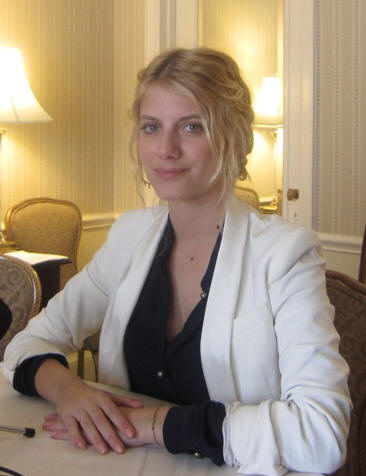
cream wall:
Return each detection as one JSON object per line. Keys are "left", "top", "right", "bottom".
{"left": 0, "top": 0, "right": 145, "bottom": 267}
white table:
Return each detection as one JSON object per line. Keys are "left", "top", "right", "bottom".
{"left": 0, "top": 372, "right": 322, "bottom": 476}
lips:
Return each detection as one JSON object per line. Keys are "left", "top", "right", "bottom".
{"left": 154, "top": 168, "right": 187, "bottom": 180}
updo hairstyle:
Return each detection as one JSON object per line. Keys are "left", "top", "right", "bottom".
{"left": 130, "top": 47, "right": 254, "bottom": 198}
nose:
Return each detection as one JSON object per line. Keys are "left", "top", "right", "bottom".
{"left": 158, "top": 130, "right": 180, "bottom": 160}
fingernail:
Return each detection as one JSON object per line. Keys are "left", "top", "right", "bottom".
{"left": 114, "top": 444, "right": 124, "bottom": 454}
{"left": 98, "top": 445, "right": 107, "bottom": 454}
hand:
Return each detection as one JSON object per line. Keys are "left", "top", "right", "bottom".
{"left": 35, "top": 359, "right": 144, "bottom": 455}
{"left": 44, "top": 382, "right": 144, "bottom": 454}
{"left": 44, "top": 405, "right": 171, "bottom": 450}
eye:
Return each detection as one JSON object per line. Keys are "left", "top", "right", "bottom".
{"left": 184, "top": 122, "right": 203, "bottom": 134}
{"left": 140, "top": 123, "right": 159, "bottom": 134}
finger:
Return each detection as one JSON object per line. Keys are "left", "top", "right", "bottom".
{"left": 44, "top": 412, "right": 60, "bottom": 420}
{"left": 50, "top": 427, "right": 94, "bottom": 446}
{"left": 50, "top": 429, "right": 73, "bottom": 441}
{"left": 78, "top": 411, "right": 113, "bottom": 455}
{"left": 100, "top": 397, "right": 136, "bottom": 438}
{"left": 109, "top": 393, "right": 144, "bottom": 408}
{"left": 43, "top": 413, "right": 65, "bottom": 429}
{"left": 43, "top": 418, "right": 66, "bottom": 431}
{"left": 62, "top": 414, "right": 88, "bottom": 450}
{"left": 86, "top": 406, "right": 125, "bottom": 454}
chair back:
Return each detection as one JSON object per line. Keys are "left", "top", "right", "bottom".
{"left": 235, "top": 186, "right": 260, "bottom": 209}
{"left": 0, "top": 254, "right": 41, "bottom": 360}
{"left": 326, "top": 269, "right": 366, "bottom": 476}
{"left": 5, "top": 197, "right": 82, "bottom": 287}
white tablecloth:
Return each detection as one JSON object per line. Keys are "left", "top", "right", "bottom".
{"left": 0, "top": 372, "right": 322, "bottom": 476}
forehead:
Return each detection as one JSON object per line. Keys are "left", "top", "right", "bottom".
{"left": 139, "top": 82, "right": 201, "bottom": 118}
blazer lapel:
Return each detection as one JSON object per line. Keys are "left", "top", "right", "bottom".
{"left": 101, "top": 208, "right": 169, "bottom": 387}
{"left": 201, "top": 198, "right": 249, "bottom": 402}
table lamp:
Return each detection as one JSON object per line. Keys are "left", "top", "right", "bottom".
{"left": 0, "top": 46, "right": 52, "bottom": 250}
{"left": 254, "top": 76, "right": 283, "bottom": 127}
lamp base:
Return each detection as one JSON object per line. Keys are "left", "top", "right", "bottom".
{"left": 0, "top": 231, "right": 18, "bottom": 252}
{"left": 0, "top": 242, "right": 18, "bottom": 253}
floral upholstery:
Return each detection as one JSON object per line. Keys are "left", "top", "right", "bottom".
{"left": 0, "top": 254, "right": 41, "bottom": 360}
{"left": 5, "top": 197, "right": 82, "bottom": 288}
{"left": 326, "top": 269, "right": 366, "bottom": 476}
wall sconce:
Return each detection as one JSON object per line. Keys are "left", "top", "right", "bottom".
{"left": 0, "top": 46, "right": 52, "bottom": 139}
{"left": 0, "top": 46, "right": 52, "bottom": 249}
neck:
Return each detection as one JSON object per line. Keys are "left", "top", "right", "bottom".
{"left": 168, "top": 198, "right": 227, "bottom": 242}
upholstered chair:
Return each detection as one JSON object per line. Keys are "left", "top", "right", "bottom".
{"left": 235, "top": 185, "right": 260, "bottom": 209}
{"left": 326, "top": 269, "right": 366, "bottom": 476}
{"left": 0, "top": 254, "right": 41, "bottom": 360}
{"left": 4, "top": 197, "right": 82, "bottom": 288}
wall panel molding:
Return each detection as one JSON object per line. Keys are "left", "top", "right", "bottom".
{"left": 319, "top": 232, "right": 362, "bottom": 256}
{"left": 82, "top": 212, "right": 118, "bottom": 230}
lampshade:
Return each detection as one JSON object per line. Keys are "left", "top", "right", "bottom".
{"left": 0, "top": 47, "right": 52, "bottom": 123}
{"left": 254, "top": 76, "right": 283, "bottom": 125}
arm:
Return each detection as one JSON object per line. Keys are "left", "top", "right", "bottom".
{"left": 1, "top": 210, "right": 144, "bottom": 380}
{"left": 1, "top": 211, "right": 156, "bottom": 453}
{"left": 222, "top": 227, "right": 351, "bottom": 475}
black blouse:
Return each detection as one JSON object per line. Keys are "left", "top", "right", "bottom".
{"left": 124, "top": 219, "right": 225, "bottom": 464}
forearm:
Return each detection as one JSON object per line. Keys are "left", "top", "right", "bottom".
{"left": 34, "top": 358, "right": 84, "bottom": 404}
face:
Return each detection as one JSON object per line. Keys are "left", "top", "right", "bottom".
{"left": 138, "top": 82, "right": 222, "bottom": 205}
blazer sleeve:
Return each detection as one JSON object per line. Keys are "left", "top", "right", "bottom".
{"left": 0, "top": 209, "right": 148, "bottom": 383}
{"left": 222, "top": 227, "right": 351, "bottom": 476}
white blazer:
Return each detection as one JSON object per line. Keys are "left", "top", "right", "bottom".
{"left": 2, "top": 198, "right": 351, "bottom": 476}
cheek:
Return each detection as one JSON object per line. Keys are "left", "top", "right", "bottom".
{"left": 137, "top": 139, "right": 151, "bottom": 163}
{"left": 198, "top": 145, "right": 216, "bottom": 171}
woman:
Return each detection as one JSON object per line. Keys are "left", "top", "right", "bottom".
{"left": 1, "top": 48, "right": 350, "bottom": 475}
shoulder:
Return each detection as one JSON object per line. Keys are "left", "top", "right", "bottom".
{"left": 108, "top": 206, "right": 168, "bottom": 243}
{"left": 228, "top": 199, "right": 322, "bottom": 279}
{"left": 85, "top": 206, "right": 168, "bottom": 288}
{"left": 229, "top": 197, "right": 318, "bottom": 245}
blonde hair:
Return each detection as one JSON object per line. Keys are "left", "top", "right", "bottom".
{"left": 129, "top": 47, "right": 254, "bottom": 199}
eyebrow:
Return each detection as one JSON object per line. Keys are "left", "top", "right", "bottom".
{"left": 139, "top": 114, "right": 202, "bottom": 122}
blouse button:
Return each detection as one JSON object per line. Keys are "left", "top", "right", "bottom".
{"left": 200, "top": 291, "right": 207, "bottom": 299}
{"left": 193, "top": 452, "right": 203, "bottom": 459}
{"left": 157, "top": 369, "right": 165, "bottom": 379}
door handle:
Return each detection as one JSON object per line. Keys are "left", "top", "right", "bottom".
{"left": 287, "top": 188, "right": 299, "bottom": 200}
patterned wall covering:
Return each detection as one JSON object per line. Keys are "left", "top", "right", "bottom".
{"left": 313, "top": 0, "right": 366, "bottom": 236}
{"left": 113, "top": 0, "right": 145, "bottom": 213}
{"left": 0, "top": 0, "right": 144, "bottom": 220}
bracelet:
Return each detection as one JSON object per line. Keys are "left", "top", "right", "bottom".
{"left": 151, "top": 406, "right": 161, "bottom": 446}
